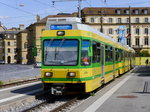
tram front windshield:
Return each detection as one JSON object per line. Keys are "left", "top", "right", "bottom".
{"left": 44, "top": 39, "right": 78, "bottom": 66}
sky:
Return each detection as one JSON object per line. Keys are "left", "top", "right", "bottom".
{"left": 0, "top": 0, "right": 150, "bottom": 29}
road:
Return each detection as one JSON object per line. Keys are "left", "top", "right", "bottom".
{"left": 70, "top": 66, "right": 150, "bottom": 112}
{"left": 0, "top": 64, "right": 40, "bottom": 81}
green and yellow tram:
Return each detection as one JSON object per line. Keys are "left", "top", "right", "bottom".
{"left": 41, "top": 17, "right": 135, "bottom": 95}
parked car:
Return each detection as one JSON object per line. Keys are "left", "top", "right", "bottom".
{"left": 34, "top": 62, "right": 41, "bottom": 68}
{"left": 0, "top": 60, "right": 5, "bottom": 64}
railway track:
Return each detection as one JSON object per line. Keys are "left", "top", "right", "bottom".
{"left": 22, "top": 95, "right": 57, "bottom": 112}
{"left": 0, "top": 78, "right": 41, "bottom": 89}
{"left": 22, "top": 95, "right": 79, "bottom": 112}
{"left": 51, "top": 97, "right": 78, "bottom": 112}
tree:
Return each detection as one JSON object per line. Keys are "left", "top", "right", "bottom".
{"left": 140, "top": 50, "right": 150, "bottom": 57}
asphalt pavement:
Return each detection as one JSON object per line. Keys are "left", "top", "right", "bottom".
{"left": 0, "top": 64, "right": 40, "bottom": 82}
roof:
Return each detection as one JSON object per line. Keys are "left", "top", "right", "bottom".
{"left": 0, "top": 31, "right": 19, "bottom": 34}
{"left": 82, "top": 7, "right": 150, "bottom": 15}
{"left": 37, "top": 14, "right": 77, "bottom": 24}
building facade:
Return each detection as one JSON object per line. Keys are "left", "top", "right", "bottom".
{"left": 82, "top": 7, "right": 150, "bottom": 54}
{"left": 0, "top": 31, "right": 18, "bottom": 64}
{"left": 16, "top": 30, "right": 28, "bottom": 64}
{"left": 26, "top": 21, "right": 45, "bottom": 64}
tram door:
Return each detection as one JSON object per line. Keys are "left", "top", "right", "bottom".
{"left": 101, "top": 44, "right": 105, "bottom": 78}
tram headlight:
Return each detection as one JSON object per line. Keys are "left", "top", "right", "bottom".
{"left": 57, "top": 31, "right": 65, "bottom": 36}
{"left": 67, "top": 72, "right": 76, "bottom": 77}
{"left": 45, "top": 72, "right": 53, "bottom": 77}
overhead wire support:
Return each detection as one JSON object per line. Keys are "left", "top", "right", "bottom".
{"left": 52, "top": 0, "right": 86, "bottom": 18}
{"left": 32, "top": 0, "right": 63, "bottom": 13}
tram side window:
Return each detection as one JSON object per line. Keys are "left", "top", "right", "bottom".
{"left": 118, "top": 49, "right": 123, "bottom": 61}
{"left": 125, "top": 51, "right": 128, "bottom": 60}
{"left": 105, "top": 45, "right": 113, "bottom": 62}
{"left": 81, "top": 40, "right": 91, "bottom": 66}
{"left": 115, "top": 48, "right": 119, "bottom": 61}
{"left": 92, "top": 41, "right": 101, "bottom": 63}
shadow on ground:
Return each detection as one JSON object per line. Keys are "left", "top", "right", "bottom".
{"left": 132, "top": 66, "right": 150, "bottom": 77}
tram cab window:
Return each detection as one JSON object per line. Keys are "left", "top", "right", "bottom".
{"left": 81, "top": 40, "right": 91, "bottom": 66}
{"left": 92, "top": 41, "right": 101, "bottom": 63}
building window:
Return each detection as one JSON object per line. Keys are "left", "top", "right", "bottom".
{"left": 135, "top": 28, "right": 140, "bottom": 35}
{"left": 127, "top": 28, "right": 130, "bottom": 34}
{"left": 124, "top": 10, "right": 129, "bottom": 14}
{"left": 135, "top": 18, "right": 139, "bottom": 23}
{"left": 108, "top": 28, "right": 113, "bottom": 34}
{"left": 91, "top": 18, "right": 94, "bottom": 23}
{"left": 145, "top": 18, "right": 148, "bottom": 23}
{"left": 144, "top": 28, "right": 149, "bottom": 34}
{"left": 108, "top": 18, "right": 113, "bottom": 23}
{"left": 14, "top": 48, "right": 17, "bottom": 53}
{"left": 14, "top": 35, "right": 16, "bottom": 39}
{"left": 8, "top": 48, "right": 10, "bottom": 53}
{"left": 8, "top": 42, "right": 10, "bottom": 46}
{"left": 133, "top": 9, "right": 139, "bottom": 14}
{"left": 7, "top": 35, "right": 10, "bottom": 38}
{"left": 115, "top": 9, "right": 121, "bottom": 14}
{"left": 24, "top": 42, "right": 27, "bottom": 49}
{"left": 126, "top": 18, "right": 129, "bottom": 23}
{"left": 142, "top": 9, "right": 148, "bottom": 14}
{"left": 118, "top": 18, "right": 122, "bottom": 23}
{"left": 135, "top": 38, "right": 140, "bottom": 46}
{"left": 144, "top": 37, "right": 149, "bottom": 45}
{"left": 127, "top": 38, "right": 131, "bottom": 46}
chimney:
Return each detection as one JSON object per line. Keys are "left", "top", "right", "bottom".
{"left": 19, "top": 24, "right": 25, "bottom": 30}
{"left": 36, "top": 15, "right": 40, "bottom": 22}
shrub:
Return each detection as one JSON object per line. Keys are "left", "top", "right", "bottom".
{"left": 0, "top": 81, "right": 3, "bottom": 85}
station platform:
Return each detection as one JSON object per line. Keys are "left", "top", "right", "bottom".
{"left": 70, "top": 66, "right": 150, "bottom": 112}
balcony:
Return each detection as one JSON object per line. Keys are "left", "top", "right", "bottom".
{"left": 132, "top": 45, "right": 143, "bottom": 49}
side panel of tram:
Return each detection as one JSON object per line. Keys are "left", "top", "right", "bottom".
{"left": 41, "top": 29, "right": 135, "bottom": 95}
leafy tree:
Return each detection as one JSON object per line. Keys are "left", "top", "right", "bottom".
{"left": 140, "top": 50, "right": 150, "bottom": 57}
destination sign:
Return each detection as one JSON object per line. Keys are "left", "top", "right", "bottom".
{"left": 50, "top": 24, "right": 72, "bottom": 30}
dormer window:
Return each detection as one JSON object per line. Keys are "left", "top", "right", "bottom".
{"left": 142, "top": 9, "right": 148, "bottom": 14}
{"left": 115, "top": 9, "right": 121, "bottom": 14}
{"left": 133, "top": 9, "right": 139, "bottom": 14}
{"left": 124, "top": 9, "right": 129, "bottom": 14}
